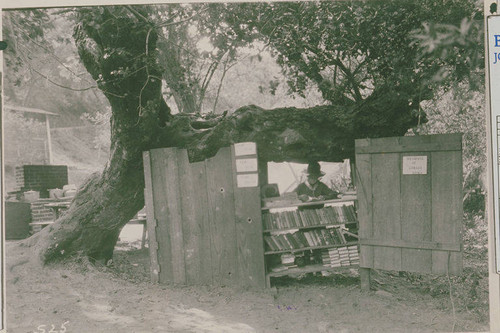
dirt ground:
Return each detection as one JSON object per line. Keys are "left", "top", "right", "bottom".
{"left": 5, "top": 240, "right": 489, "bottom": 333}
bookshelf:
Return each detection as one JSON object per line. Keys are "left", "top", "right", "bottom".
{"left": 261, "top": 196, "right": 359, "bottom": 287}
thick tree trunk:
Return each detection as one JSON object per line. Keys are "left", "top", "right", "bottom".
{"left": 26, "top": 7, "right": 421, "bottom": 264}
{"left": 26, "top": 7, "right": 168, "bottom": 264}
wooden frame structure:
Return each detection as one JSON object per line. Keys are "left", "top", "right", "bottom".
{"left": 355, "top": 134, "right": 463, "bottom": 290}
{"left": 4, "top": 105, "right": 59, "bottom": 164}
{"left": 143, "top": 143, "right": 266, "bottom": 288}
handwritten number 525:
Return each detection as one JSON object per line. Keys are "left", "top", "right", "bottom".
{"left": 35, "top": 321, "right": 69, "bottom": 333}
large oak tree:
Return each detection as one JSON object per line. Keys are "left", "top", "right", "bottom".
{"left": 9, "top": 1, "right": 480, "bottom": 264}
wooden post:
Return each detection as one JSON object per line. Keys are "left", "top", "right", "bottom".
{"left": 360, "top": 267, "right": 371, "bottom": 291}
{"left": 45, "top": 114, "right": 53, "bottom": 164}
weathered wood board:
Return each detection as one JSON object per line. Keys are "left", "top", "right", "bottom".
{"left": 355, "top": 134, "right": 463, "bottom": 275}
{"left": 143, "top": 143, "right": 266, "bottom": 287}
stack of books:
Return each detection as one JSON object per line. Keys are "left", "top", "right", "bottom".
{"left": 262, "top": 205, "right": 357, "bottom": 230}
{"left": 270, "top": 253, "right": 298, "bottom": 272}
{"left": 321, "top": 248, "right": 342, "bottom": 268}
{"left": 338, "top": 246, "right": 351, "bottom": 266}
{"left": 348, "top": 245, "right": 359, "bottom": 265}
{"left": 281, "top": 253, "right": 297, "bottom": 269}
{"left": 321, "top": 245, "right": 360, "bottom": 268}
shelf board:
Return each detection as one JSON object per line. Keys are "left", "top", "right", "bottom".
{"left": 267, "top": 263, "right": 359, "bottom": 278}
{"left": 264, "top": 241, "right": 359, "bottom": 255}
{"left": 261, "top": 195, "right": 357, "bottom": 210}
{"left": 263, "top": 221, "right": 358, "bottom": 233}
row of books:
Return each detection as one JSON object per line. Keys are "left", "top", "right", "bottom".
{"left": 263, "top": 205, "right": 357, "bottom": 230}
{"left": 264, "top": 227, "right": 348, "bottom": 252}
{"left": 321, "top": 245, "right": 359, "bottom": 268}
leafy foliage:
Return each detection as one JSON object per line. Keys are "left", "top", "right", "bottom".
{"left": 216, "top": 0, "right": 482, "bottom": 110}
{"left": 3, "top": 9, "right": 109, "bottom": 126}
{"left": 3, "top": 9, "right": 52, "bottom": 77}
{"left": 415, "top": 84, "right": 486, "bottom": 216}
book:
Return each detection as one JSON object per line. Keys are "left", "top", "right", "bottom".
{"left": 303, "top": 231, "right": 315, "bottom": 246}
{"left": 285, "top": 233, "right": 300, "bottom": 249}
{"left": 281, "top": 253, "right": 295, "bottom": 265}
{"left": 335, "top": 228, "right": 346, "bottom": 244}
{"left": 309, "top": 230, "right": 321, "bottom": 246}
{"left": 264, "top": 236, "right": 277, "bottom": 251}
{"left": 273, "top": 235, "right": 286, "bottom": 250}
{"left": 279, "top": 234, "right": 292, "bottom": 250}
{"left": 295, "top": 232, "right": 309, "bottom": 248}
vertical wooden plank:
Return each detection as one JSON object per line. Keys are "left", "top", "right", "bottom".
{"left": 431, "top": 149, "right": 463, "bottom": 275}
{"left": 190, "top": 160, "right": 213, "bottom": 285}
{"left": 355, "top": 152, "right": 374, "bottom": 269}
{"left": 176, "top": 150, "right": 201, "bottom": 285}
{"left": 400, "top": 152, "right": 433, "bottom": 273}
{"left": 206, "top": 148, "right": 237, "bottom": 286}
{"left": 142, "top": 151, "right": 160, "bottom": 283}
{"left": 163, "top": 148, "right": 187, "bottom": 284}
{"left": 371, "top": 153, "right": 402, "bottom": 271}
{"left": 149, "top": 149, "right": 174, "bottom": 283}
{"left": 231, "top": 146, "right": 266, "bottom": 288}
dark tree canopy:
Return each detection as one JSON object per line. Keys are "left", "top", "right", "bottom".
{"left": 11, "top": 1, "right": 481, "bottom": 263}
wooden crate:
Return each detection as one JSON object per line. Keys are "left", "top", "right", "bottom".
{"left": 143, "top": 143, "right": 266, "bottom": 288}
{"left": 355, "top": 134, "right": 463, "bottom": 275}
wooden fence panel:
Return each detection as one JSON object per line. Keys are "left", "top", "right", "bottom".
{"left": 164, "top": 149, "right": 187, "bottom": 284}
{"left": 401, "top": 152, "right": 432, "bottom": 273}
{"left": 231, "top": 145, "right": 266, "bottom": 288}
{"left": 144, "top": 144, "right": 266, "bottom": 287}
{"left": 431, "top": 150, "right": 463, "bottom": 275}
{"left": 356, "top": 153, "right": 374, "bottom": 269}
{"left": 371, "top": 153, "right": 402, "bottom": 271}
{"left": 177, "top": 149, "right": 202, "bottom": 285}
{"left": 143, "top": 151, "right": 160, "bottom": 283}
{"left": 356, "top": 134, "right": 463, "bottom": 275}
{"left": 149, "top": 149, "right": 174, "bottom": 283}
{"left": 190, "top": 160, "right": 213, "bottom": 285}
{"left": 205, "top": 148, "right": 237, "bottom": 286}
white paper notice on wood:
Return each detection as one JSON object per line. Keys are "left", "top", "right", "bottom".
{"left": 234, "top": 142, "right": 257, "bottom": 156}
{"left": 402, "top": 156, "right": 427, "bottom": 175}
{"left": 236, "top": 158, "right": 258, "bottom": 172}
{"left": 237, "top": 173, "right": 258, "bottom": 188}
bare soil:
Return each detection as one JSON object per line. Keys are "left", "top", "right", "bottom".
{"left": 5, "top": 239, "right": 489, "bottom": 333}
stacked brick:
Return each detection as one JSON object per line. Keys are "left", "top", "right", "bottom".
{"left": 29, "top": 198, "right": 68, "bottom": 233}
{"left": 15, "top": 167, "right": 25, "bottom": 190}
{"left": 30, "top": 199, "right": 57, "bottom": 223}
{"left": 15, "top": 165, "right": 68, "bottom": 198}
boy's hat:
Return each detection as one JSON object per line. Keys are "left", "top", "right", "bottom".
{"left": 306, "top": 162, "right": 325, "bottom": 177}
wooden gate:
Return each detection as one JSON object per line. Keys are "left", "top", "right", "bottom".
{"left": 143, "top": 143, "right": 266, "bottom": 288}
{"left": 355, "top": 134, "right": 463, "bottom": 276}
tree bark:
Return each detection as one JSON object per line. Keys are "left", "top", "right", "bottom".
{"left": 26, "top": 7, "right": 421, "bottom": 264}
{"left": 26, "top": 6, "right": 169, "bottom": 264}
